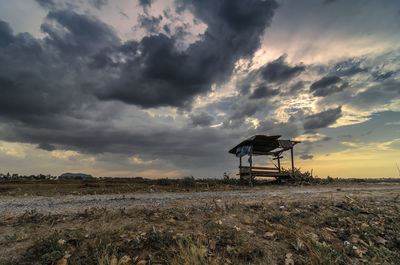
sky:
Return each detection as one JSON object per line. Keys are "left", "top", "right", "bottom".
{"left": 0, "top": 0, "right": 399, "bottom": 178}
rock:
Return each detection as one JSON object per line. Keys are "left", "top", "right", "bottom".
{"left": 285, "top": 253, "right": 294, "bottom": 265}
{"left": 226, "top": 245, "right": 233, "bottom": 253}
{"left": 137, "top": 260, "right": 147, "bottom": 265}
{"left": 57, "top": 239, "right": 66, "bottom": 246}
{"left": 118, "top": 255, "right": 132, "bottom": 265}
{"left": 360, "top": 223, "right": 369, "bottom": 230}
{"left": 377, "top": 236, "right": 387, "bottom": 245}
{"left": 242, "top": 218, "right": 252, "bottom": 225}
{"left": 56, "top": 258, "right": 68, "bottom": 265}
{"left": 264, "top": 231, "right": 275, "bottom": 238}
{"left": 209, "top": 240, "right": 216, "bottom": 250}
{"left": 247, "top": 230, "right": 254, "bottom": 234}
{"left": 110, "top": 255, "right": 118, "bottom": 265}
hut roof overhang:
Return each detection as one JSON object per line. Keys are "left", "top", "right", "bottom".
{"left": 228, "top": 135, "right": 300, "bottom": 156}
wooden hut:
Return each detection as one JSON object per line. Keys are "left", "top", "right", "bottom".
{"left": 229, "top": 135, "right": 300, "bottom": 185}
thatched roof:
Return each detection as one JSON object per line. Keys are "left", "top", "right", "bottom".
{"left": 228, "top": 135, "right": 299, "bottom": 156}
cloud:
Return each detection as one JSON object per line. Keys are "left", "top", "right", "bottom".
{"left": 42, "top": 9, "right": 120, "bottom": 55}
{"left": 310, "top": 75, "right": 348, "bottom": 97}
{"left": 300, "top": 154, "right": 313, "bottom": 160}
{"left": 259, "top": 55, "right": 305, "bottom": 83}
{"left": 0, "top": 21, "right": 14, "bottom": 47}
{"left": 289, "top": 81, "right": 305, "bottom": 93}
{"left": 138, "top": 14, "right": 163, "bottom": 33}
{"left": 139, "top": 0, "right": 154, "bottom": 9}
{"left": 190, "top": 112, "right": 214, "bottom": 127}
{"left": 350, "top": 80, "right": 400, "bottom": 109}
{"left": 372, "top": 71, "right": 395, "bottom": 81}
{"left": 98, "top": 0, "right": 278, "bottom": 108}
{"left": 35, "top": 0, "right": 55, "bottom": 9}
{"left": 334, "top": 58, "right": 368, "bottom": 76}
{"left": 37, "top": 143, "right": 56, "bottom": 151}
{"left": 89, "top": 0, "right": 108, "bottom": 9}
{"left": 249, "top": 86, "right": 279, "bottom": 99}
{"left": 303, "top": 107, "right": 342, "bottom": 130}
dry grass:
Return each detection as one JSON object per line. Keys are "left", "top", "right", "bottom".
{"left": 2, "top": 175, "right": 400, "bottom": 197}
{"left": 1, "top": 187, "right": 400, "bottom": 265}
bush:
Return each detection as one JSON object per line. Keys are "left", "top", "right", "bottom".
{"left": 181, "top": 176, "right": 196, "bottom": 188}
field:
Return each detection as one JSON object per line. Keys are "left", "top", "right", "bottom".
{"left": 1, "top": 179, "right": 400, "bottom": 265}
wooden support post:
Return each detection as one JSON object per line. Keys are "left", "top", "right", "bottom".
{"left": 290, "top": 147, "right": 295, "bottom": 178}
{"left": 249, "top": 154, "right": 253, "bottom": 187}
{"left": 239, "top": 156, "right": 242, "bottom": 180}
{"left": 277, "top": 156, "right": 281, "bottom": 173}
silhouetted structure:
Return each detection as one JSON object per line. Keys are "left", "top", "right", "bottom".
{"left": 229, "top": 135, "right": 300, "bottom": 185}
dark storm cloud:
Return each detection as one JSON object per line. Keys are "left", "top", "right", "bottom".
{"left": 373, "top": 71, "right": 395, "bottom": 81}
{"left": 0, "top": 1, "right": 279, "bottom": 176}
{"left": 228, "top": 102, "right": 264, "bottom": 123}
{"left": 249, "top": 85, "right": 279, "bottom": 99}
{"left": 139, "top": 0, "right": 154, "bottom": 8}
{"left": 138, "top": 14, "right": 163, "bottom": 33}
{"left": 0, "top": 21, "right": 14, "bottom": 47}
{"left": 300, "top": 154, "right": 313, "bottom": 160}
{"left": 37, "top": 143, "right": 56, "bottom": 151}
{"left": 303, "top": 107, "right": 342, "bottom": 130}
{"left": 99, "top": 0, "right": 278, "bottom": 108}
{"left": 350, "top": 80, "right": 400, "bottom": 108}
{"left": 42, "top": 10, "right": 120, "bottom": 55}
{"left": 89, "top": 0, "right": 108, "bottom": 9}
{"left": 35, "top": 0, "right": 55, "bottom": 9}
{"left": 0, "top": 11, "right": 120, "bottom": 128}
{"left": 190, "top": 112, "right": 214, "bottom": 127}
{"left": 258, "top": 119, "right": 300, "bottom": 139}
{"left": 289, "top": 81, "right": 305, "bottom": 93}
{"left": 334, "top": 59, "right": 368, "bottom": 76}
{"left": 35, "top": 0, "right": 108, "bottom": 10}
{"left": 310, "top": 75, "right": 348, "bottom": 97}
{"left": 260, "top": 55, "right": 305, "bottom": 83}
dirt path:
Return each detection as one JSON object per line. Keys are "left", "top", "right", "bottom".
{"left": 1, "top": 183, "right": 399, "bottom": 216}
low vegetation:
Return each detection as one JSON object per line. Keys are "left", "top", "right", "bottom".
{"left": 2, "top": 192, "right": 400, "bottom": 264}
{"left": 1, "top": 169, "right": 399, "bottom": 197}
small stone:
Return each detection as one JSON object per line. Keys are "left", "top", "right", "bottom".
{"left": 285, "top": 253, "right": 294, "bottom": 265}
{"left": 377, "top": 236, "right": 387, "bottom": 245}
{"left": 247, "top": 230, "right": 254, "bottom": 234}
{"left": 233, "top": 225, "right": 241, "bottom": 231}
{"left": 343, "top": 241, "right": 351, "bottom": 247}
{"left": 137, "top": 260, "right": 147, "bottom": 265}
{"left": 110, "top": 255, "right": 118, "bottom": 265}
{"left": 169, "top": 218, "right": 176, "bottom": 223}
{"left": 209, "top": 240, "right": 216, "bottom": 250}
{"left": 226, "top": 245, "right": 233, "bottom": 253}
{"left": 118, "top": 255, "right": 132, "bottom": 265}
{"left": 56, "top": 258, "right": 68, "bottom": 265}
{"left": 263, "top": 231, "right": 276, "bottom": 238}
{"left": 57, "top": 239, "right": 66, "bottom": 245}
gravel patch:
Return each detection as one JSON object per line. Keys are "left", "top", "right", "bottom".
{"left": 1, "top": 184, "right": 399, "bottom": 216}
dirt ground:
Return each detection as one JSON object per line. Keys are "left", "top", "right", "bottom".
{"left": 1, "top": 182, "right": 400, "bottom": 264}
